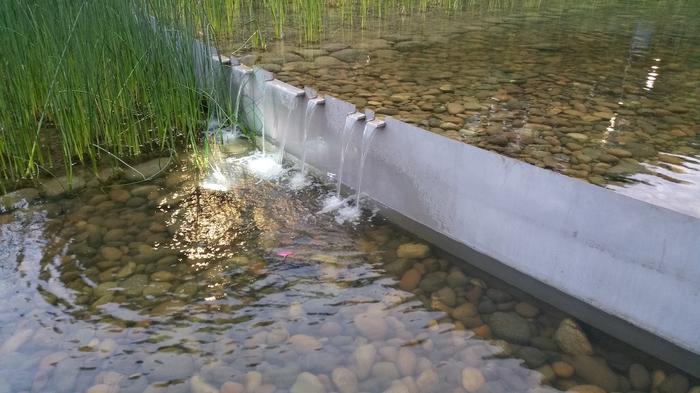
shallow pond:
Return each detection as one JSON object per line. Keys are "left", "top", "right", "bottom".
{"left": 224, "top": 1, "right": 700, "bottom": 217}
{"left": 0, "top": 138, "right": 696, "bottom": 393}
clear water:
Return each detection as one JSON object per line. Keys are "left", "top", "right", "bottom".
{"left": 0, "top": 140, "right": 695, "bottom": 393}
{"left": 226, "top": 1, "right": 700, "bottom": 217}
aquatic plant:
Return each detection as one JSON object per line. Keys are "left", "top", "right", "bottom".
{"left": 292, "top": 0, "right": 325, "bottom": 42}
{"left": 200, "top": 0, "right": 697, "bottom": 48}
{"left": 0, "top": 0, "right": 236, "bottom": 188}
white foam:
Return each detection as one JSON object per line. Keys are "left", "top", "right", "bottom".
{"left": 238, "top": 152, "right": 285, "bottom": 181}
{"left": 288, "top": 172, "right": 311, "bottom": 191}
{"left": 201, "top": 165, "right": 237, "bottom": 191}
{"left": 320, "top": 194, "right": 362, "bottom": 224}
{"left": 320, "top": 194, "right": 347, "bottom": 213}
{"left": 334, "top": 203, "right": 361, "bottom": 225}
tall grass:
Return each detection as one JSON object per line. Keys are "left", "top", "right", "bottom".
{"left": 0, "top": 0, "right": 236, "bottom": 189}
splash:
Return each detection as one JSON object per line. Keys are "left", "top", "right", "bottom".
{"left": 200, "top": 165, "right": 236, "bottom": 192}
{"left": 237, "top": 152, "right": 285, "bottom": 181}
{"left": 288, "top": 171, "right": 311, "bottom": 191}
{"left": 320, "top": 194, "right": 361, "bottom": 225}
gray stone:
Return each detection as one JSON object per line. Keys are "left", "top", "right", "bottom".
{"left": 143, "top": 352, "right": 195, "bottom": 382}
{"left": 384, "top": 259, "right": 412, "bottom": 275}
{"left": 120, "top": 274, "right": 148, "bottom": 296}
{"left": 0, "top": 188, "right": 39, "bottom": 213}
{"left": 357, "top": 38, "right": 391, "bottom": 50}
{"left": 352, "top": 344, "right": 376, "bottom": 380}
{"left": 353, "top": 312, "right": 388, "bottom": 340}
{"left": 487, "top": 312, "right": 531, "bottom": 344}
{"left": 41, "top": 175, "right": 86, "bottom": 197}
{"left": 530, "top": 336, "right": 558, "bottom": 351}
{"left": 394, "top": 41, "right": 429, "bottom": 51}
{"left": 446, "top": 270, "right": 469, "bottom": 288}
{"left": 240, "top": 54, "right": 258, "bottom": 66}
{"left": 434, "top": 287, "right": 457, "bottom": 307}
{"left": 124, "top": 157, "right": 172, "bottom": 181}
{"left": 322, "top": 43, "right": 349, "bottom": 52}
{"left": 605, "top": 161, "right": 647, "bottom": 176}
{"left": 517, "top": 346, "right": 547, "bottom": 368}
{"left": 143, "top": 380, "right": 190, "bottom": 393}
{"left": 485, "top": 288, "right": 512, "bottom": 303}
{"left": 330, "top": 48, "right": 367, "bottom": 62}
{"left": 259, "top": 63, "right": 281, "bottom": 73}
{"left": 265, "top": 365, "right": 301, "bottom": 386}
{"left": 371, "top": 362, "right": 400, "bottom": 380}
{"left": 628, "top": 363, "right": 650, "bottom": 390}
{"left": 54, "top": 357, "right": 82, "bottom": 392}
{"left": 419, "top": 271, "right": 447, "bottom": 293}
{"left": 571, "top": 355, "right": 619, "bottom": 392}
{"left": 290, "top": 372, "right": 325, "bottom": 393}
{"left": 478, "top": 298, "right": 497, "bottom": 314}
{"left": 314, "top": 56, "right": 346, "bottom": 68}
{"left": 282, "top": 61, "right": 315, "bottom": 72}
{"left": 294, "top": 48, "right": 327, "bottom": 58}
{"left": 300, "top": 352, "right": 337, "bottom": 373}
{"left": 554, "top": 318, "right": 593, "bottom": 355}
{"left": 143, "top": 282, "right": 172, "bottom": 297}
{"left": 331, "top": 367, "right": 358, "bottom": 393}
{"left": 658, "top": 373, "right": 690, "bottom": 393}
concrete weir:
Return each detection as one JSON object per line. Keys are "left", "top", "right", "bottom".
{"left": 220, "top": 58, "right": 700, "bottom": 375}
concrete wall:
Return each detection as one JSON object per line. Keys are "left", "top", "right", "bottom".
{"left": 227, "top": 64, "right": 700, "bottom": 375}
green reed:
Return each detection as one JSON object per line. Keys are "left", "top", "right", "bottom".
{"left": 0, "top": 0, "right": 237, "bottom": 188}
{"left": 199, "top": 0, "right": 696, "bottom": 48}
{"left": 264, "top": 0, "right": 288, "bottom": 39}
{"left": 292, "top": 0, "right": 325, "bottom": 42}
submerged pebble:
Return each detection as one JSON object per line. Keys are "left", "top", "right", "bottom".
{"left": 0, "top": 148, "right": 693, "bottom": 393}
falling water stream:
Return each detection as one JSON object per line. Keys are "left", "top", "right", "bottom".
{"left": 276, "top": 96, "right": 300, "bottom": 165}
{"left": 336, "top": 114, "right": 362, "bottom": 197}
{"left": 260, "top": 80, "right": 268, "bottom": 156}
{"left": 355, "top": 123, "right": 379, "bottom": 204}
{"left": 233, "top": 72, "right": 250, "bottom": 125}
{"left": 299, "top": 99, "right": 322, "bottom": 176}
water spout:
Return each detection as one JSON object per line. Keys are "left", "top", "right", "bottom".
{"left": 336, "top": 112, "right": 366, "bottom": 197}
{"left": 260, "top": 82, "right": 269, "bottom": 155}
{"left": 355, "top": 120, "right": 385, "bottom": 204}
{"left": 256, "top": 69, "right": 275, "bottom": 155}
{"left": 300, "top": 97, "right": 325, "bottom": 176}
{"left": 276, "top": 92, "right": 304, "bottom": 165}
{"left": 233, "top": 67, "right": 253, "bottom": 126}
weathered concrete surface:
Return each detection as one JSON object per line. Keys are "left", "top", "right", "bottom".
{"left": 227, "top": 64, "right": 700, "bottom": 376}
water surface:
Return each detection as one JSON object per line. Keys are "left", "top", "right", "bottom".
{"left": 0, "top": 140, "right": 695, "bottom": 393}
{"left": 225, "top": 1, "right": 700, "bottom": 216}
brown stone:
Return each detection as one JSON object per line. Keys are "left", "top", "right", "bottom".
{"left": 552, "top": 361, "right": 575, "bottom": 378}
{"left": 399, "top": 269, "right": 422, "bottom": 291}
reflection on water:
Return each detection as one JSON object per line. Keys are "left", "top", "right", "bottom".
{"left": 225, "top": 0, "right": 700, "bottom": 217}
{"left": 0, "top": 141, "right": 695, "bottom": 393}
{"left": 610, "top": 154, "right": 700, "bottom": 218}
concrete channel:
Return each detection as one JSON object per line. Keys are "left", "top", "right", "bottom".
{"left": 203, "top": 49, "right": 700, "bottom": 376}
